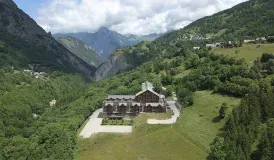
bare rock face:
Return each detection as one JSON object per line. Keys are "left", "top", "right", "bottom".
{"left": 0, "top": 0, "right": 95, "bottom": 75}
{"left": 94, "top": 53, "right": 127, "bottom": 81}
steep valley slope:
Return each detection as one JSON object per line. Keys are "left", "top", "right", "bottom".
{"left": 0, "top": 0, "right": 96, "bottom": 75}
{"left": 54, "top": 27, "right": 139, "bottom": 59}
{"left": 56, "top": 37, "right": 104, "bottom": 67}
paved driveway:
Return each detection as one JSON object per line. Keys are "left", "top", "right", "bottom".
{"left": 79, "top": 108, "right": 132, "bottom": 138}
{"left": 80, "top": 101, "right": 180, "bottom": 138}
{"left": 147, "top": 101, "right": 180, "bottom": 124}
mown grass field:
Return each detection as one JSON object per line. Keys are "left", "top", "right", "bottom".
{"left": 212, "top": 43, "right": 274, "bottom": 63}
{"left": 75, "top": 91, "right": 240, "bottom": 160}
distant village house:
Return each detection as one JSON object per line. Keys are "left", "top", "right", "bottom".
{"left": 23, "top": 69, "right": 46, "bottom": 78}
{"left": 244, "top": 37, "right": 267, "bottom": 44}
{"left": 206, "top": 44, "right": 217, "bottom": 48}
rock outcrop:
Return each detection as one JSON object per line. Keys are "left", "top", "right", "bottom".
{"left": 94, "top": 53, "right": 127, "bottom": 81}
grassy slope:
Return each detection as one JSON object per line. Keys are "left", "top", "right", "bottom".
{"left": 75, "top": 91, "right": 240, "bottom": 160}
{"left": 172, "top": 91, "right": 240, "bottom": 151}
{"left": 156, "top": 0, "right": 274, "bottom": 44}
{"left": 212, "top": 43, "right": 274, "bottom": 63}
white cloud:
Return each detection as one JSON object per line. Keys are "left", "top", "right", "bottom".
{"left": 37, "top": 0, "right": 247, "bottom": 35}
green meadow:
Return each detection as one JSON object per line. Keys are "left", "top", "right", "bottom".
{"left": 212, "top": 43, "right": 274, "bottom": 63}
{"left": 76, "top": 91, "right": 240, "bottom": 160}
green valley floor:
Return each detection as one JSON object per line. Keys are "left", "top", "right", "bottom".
{"left": 75, "top": 91, "right": 240, "bottom": 160}
{"left": 212, "top": 43, "right": 274, "bottom": 63}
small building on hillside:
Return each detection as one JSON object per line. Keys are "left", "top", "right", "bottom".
{"left": 256, "top": 37, "right": 266, "bottom": 41}
{"left": 102, "top": 82, "right": 167, "bottom": 119}
{"left": 244, "top": 39, "right": 256, "bottom": 44}
{"left": 193, "top": 47, "right": 200, "bottom": 50}
{"left": 256, "top": 37, "right": 267, "bottom": 43}
{"left": 206, "top": 44, "right": 216, "bottom": 48}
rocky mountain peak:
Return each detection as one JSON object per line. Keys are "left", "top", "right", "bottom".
{"left": 0, "top": 0, "right": 17, "bottom": 8}
{"left": 97, "top": 27, "right": 110, "bottom": 33}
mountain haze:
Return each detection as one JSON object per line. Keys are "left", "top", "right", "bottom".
{"left": 56, "top": 37, "right": 104, "bottom": 67}
{"left": 124, "top": 33, "right": 163, "bottom": 42}
{"left": 54, "top": 27, "right": 140, "bottom": 59}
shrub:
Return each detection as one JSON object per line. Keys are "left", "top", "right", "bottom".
{"left": 271, "top": 79, "right": 274, "bottom": 86}
{"left": 219, "top": 103, "right": 228, "bottom": 119}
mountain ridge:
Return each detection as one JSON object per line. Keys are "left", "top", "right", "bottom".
{"left": 53, "top": 28, "right": 162, "bottom": 59}
{"left": 53, "top": 28, "right": 139, "bottom": 59}
{"left": 95, "top": 0, "right": 274, "bottom": 81}
{"left": 56, "top": 36, "right": 104, "bottom": 67}
{"left": 0, "top": 0, "right": 96, "bottom": 75}
{"left": 156, "top": 0, "right": 274, "bottom": 43}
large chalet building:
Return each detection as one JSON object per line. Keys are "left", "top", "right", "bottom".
{"left": 103, "top": 82, "right": 167, "bottom": 118}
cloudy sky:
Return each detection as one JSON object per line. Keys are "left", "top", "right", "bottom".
{"left": 14, "top": 0, "right": 247, "bottom": 35}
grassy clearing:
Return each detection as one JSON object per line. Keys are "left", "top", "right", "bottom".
{"left": 173, "top": 91, "right": 240, "bottom": 151}
{"left": 265, "top": 74, "right": 274, "bottom": 82}
{"left": 212, "top": 43, "right": 274, "bottom": 63}
{"left": 75, "top": 91, "right": 240, "bottom": 160}
{"left": 206, "top": 29, "right": 226, "bottom": 38}
{"left": 76, "top": 114, "right": 205, "bottom": 160}
{"left": 174, "top": 69, "right": 190, "bottom": 79}
{"left": 144, "top": 112, "right": 172, "bottom": 120}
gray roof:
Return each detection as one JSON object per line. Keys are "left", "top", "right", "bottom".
{"left": 146, "top": 103, "right": 164, "bottom": 107}
{"left": 119, "top": 103, "right": 127, "bottom": 106}
{"left": 107, "top": 95, "right": 135, "bottom": 99}
{"left": 105, "top": 102, "right": 113, "bottom": 106}
{"left": 206, "top": 44, "right": 216, "bottom": 47}
{"left": 136, "top": 89, "right": 161, "bottom": 97}
{"left": 132, "top": 102, "right": 141, "bottom": 106}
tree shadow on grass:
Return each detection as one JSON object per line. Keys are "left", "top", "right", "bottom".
{"left": 206, "top": 155, "right": 214, "bottom": 160}
{"left": 212, "top": 116, "right": 221, "bottom": 123}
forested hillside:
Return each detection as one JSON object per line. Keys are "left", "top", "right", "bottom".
{"left": 94, "top": 40, "right": 195, "bottom": 80}
{"left": 97, "top": 0, "right": 274, "bottom": 80}
{"left": 0, "top": 0, "right": 95, "bottom": 75}
{"left": 56, "top": 37, "right": 104, "bottom": 67}
{"left": 2, "top": 40, "right": 274, "bottom": 159}
{"left": 157, "top": 0, "right": 274, "bottom": 43}
{"left": 1, "top": 0, "right": 274, "bottom": 159}
{"left": 0, "top": 70, "right": 104, "bottom": 160}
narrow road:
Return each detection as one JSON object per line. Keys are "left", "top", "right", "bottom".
{"left": 147, "top": 101, "right": 180, "bottom": 124}
{"left": 80, "top": 101, "right": 180, "bottom": 138}
{"left": 79, "top": 108, "right": 132, "bottom": 138}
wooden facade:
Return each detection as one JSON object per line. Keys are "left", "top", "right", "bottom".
{"left": 135, "top": 90, "right": 159, "bottom": 103}
{"left": 103, "top": 83, "right": 167, "bottom": 117}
